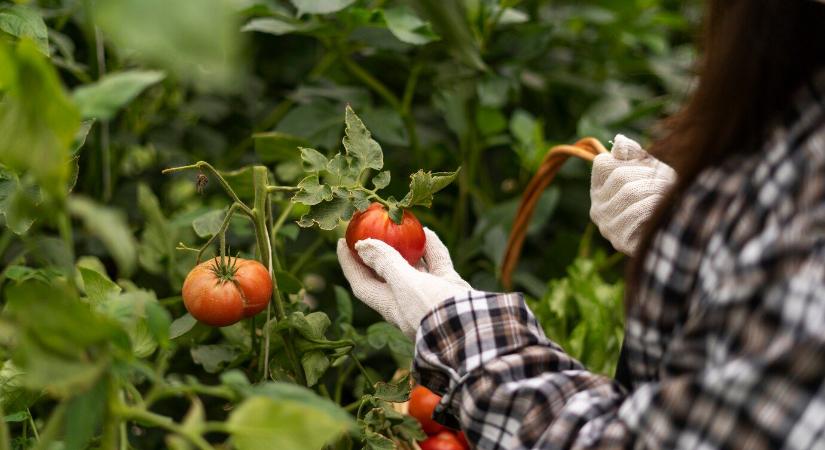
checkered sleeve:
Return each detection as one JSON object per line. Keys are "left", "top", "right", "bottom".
{"left": 413, "top": 292, "right": 631, "bottom": 449}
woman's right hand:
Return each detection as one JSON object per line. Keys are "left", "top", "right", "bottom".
{"left": 590, "top": 134, "right": 677, "bottom": 256}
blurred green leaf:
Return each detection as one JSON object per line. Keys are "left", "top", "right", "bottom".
{"left": 192, "top": 208, "right": 226, "bottom": 238}
{"left": 64, "top": 379, "right": 107, "bottom": 450}
{"left": 382, "top": 6, "right": 440, "bottom": 45}
{"left": 228, "top": 386, "right": 352, "bottom": 450}
{"left": 0, "top": 5, "right": 48, "bottom": 55}
{"left": 0, "top": 39, "right": 79, "bottom": 199}
{"left": 0, "top": 168, "right": 41, "bottom": 235}
{"left": 68, "top": 195, "right": 138, "bottom": 277}
{"left": 275, "top": 271, "right": 303, "bottom": 295}
{"left": 94, "top": 0, "right": 243, "bottom": 89}
{"left": 0, "top": 361, "right": 40, "bottom": 415}
{"left": 291, "top": 0, "right": 355, "bottom": 15}
{"left": 72, "top": 70, "right": 165, "bottom": 120}
{"left": 191, "top": 344, "right": 244, "bottom": 373}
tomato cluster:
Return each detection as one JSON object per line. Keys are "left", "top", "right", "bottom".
{"left": 409, "top": 386, "right": 471, "bottom": 450}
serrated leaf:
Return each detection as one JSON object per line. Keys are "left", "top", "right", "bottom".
{"left": 326, "top": 153, "right": 359, "bottom": 185}
{"left": 371, "top": 171, "right": 390, "bottom": 189}
{"left": 296, "top": 194, "right": 355, "bottom": 230}
{"left": 291, "top": 0, "right": 355, "bottom": 15}
{"left": 343, "top": 105, "right": 383, "bottom": 174}
{"left": 382, "top": 6, "right": 440, "bottom": 45}
{"left": 0, "top": 5, "right": 48, "bottom": 55}
{"left": 399, "top": 169, "right": 459, "bottom": 208}
{"left": 299, "top": 147, "right": 329, "bottom": 173}
{"left": 292, "top": 175, "right": 333, "bottom": 206}
{"left": 373, "top": 375, "right": 411, "bottom": 402}
{"left": 363, "top": 431, "right": 395, "bottom": 450}
{"left": 73, "top": 70, "right": 165, "bottom": 120}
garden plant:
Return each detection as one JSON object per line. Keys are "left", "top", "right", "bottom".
{"left": 0, "top": 0, "right": 696, "bottom": 448}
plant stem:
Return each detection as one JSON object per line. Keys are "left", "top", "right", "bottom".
{"left": 27, "top": 409, "right": 39, "bottom": 442}
{"left": 115, "top": 406, "right": 212, "bottom": 450}
{"left": 341, "top": 54, "right": 401, "bottom": 110}
{"left": 162, "top": 162, "right": 253, "bottom": 217}
{"left": 194, "top": 203, "right": 242, "bottom": 263}
{"left": 352, "top": 356, "right": 375, "bottom": 388}
{"left": 0, "top": 404, "right": 9, "bottom": 450}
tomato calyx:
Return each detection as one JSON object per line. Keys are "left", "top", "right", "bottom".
{"left": 208, "top": 254, "right": 240, "bottom": 284}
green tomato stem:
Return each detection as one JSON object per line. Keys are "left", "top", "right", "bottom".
{"left": 162, "top": 162, "right": 253, "bottom": 217}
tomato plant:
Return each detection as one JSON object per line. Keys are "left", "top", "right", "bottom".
{"left": 346, "top": 202, "right": 426, "bottom": 265}
{"left": 0, "top": 0, "right": 694, "bottom": 448}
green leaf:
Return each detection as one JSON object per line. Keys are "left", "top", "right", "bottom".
{"left": 366, "top": 322, "right": 413, "bottom": 366}
{"left": 343, "top": 105, "right": 383, "bottom": 174}
{"left": 300, "top": 351, "right": 330, "bottom": 387}
{"left": 0, "top": 168, "right": 41, "bottom": 235}
{"left": 0, "top": 361, "right": 40, "bottom": 415}
{"left": 0, "top": 39, "right": 80, "bottom": 200}
{"left": 296, "top": 194, "right": 355, "bottom": 230}
{"left": 276, "top": 101, "right": 343, "bottom": 151}
{"left": 72, "top": 70, "right": 165, "bottom": 120}
{"left": 228, "top": 393, "right": 352, "bottom": 450}
{"left": 291, "top": 0, "right": 355, "bottom": 15}
{"left": 98, "top": 290, "right": 169, "bottom": 358}
{"left": 192, "top": 208, "right": 226, "bottom": 238}
{"left": 363, "top": 431, "right": 395, "bottom": 450}
{"left": 382, "top": 7, "right": 440, "bottom": 45}
{"left": 371, "top": 171, "right": 390, "bottom": 190}
{"left": 373, "top": 375, "right": 411, "bottom": 403}
{"left": 3, "top": 279, "right": 125, "bottom": 395}
{"left": 94, "top": 0, "right": 241, "bottom": 89}
{"left": 334, "top": 286, "right": 353, "bottom": 328}
{"left": 398, "top": 169, "right": 460, "bottom": 208}
{"left": 68, "top": 195, "right": 138, "bottom": 277}
{"left": 138, "top": 183, "right": 181, "bottom": 283}
{"left": 253, "top": 132, "right": 308, "bottom": 163}
{"left": 292, "top": 175, "right": 333, "bottom": 206}
{"left": 64, "top": 379, "right": 107, "bottom": 450}
{"left": 191, "top": 344, "right": 244, "bottom": 373}
{"left": 79, "top": 266, "right": 121, "bottom": 306}
{"left": 241, "top": 17, "right": 318, "bottom": 36}
{"left": 0, "top": 5, "right": 48, "bottom": 55}
{"left": 300, "top": 147, "right": 329, "bottom": 173}
{"left": 169, "top": 313, "right": 199, "bottom": 340}
{"left": 275, "top": 271, "right": 303, "bottom": 295}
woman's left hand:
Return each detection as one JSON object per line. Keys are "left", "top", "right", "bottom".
{"left": 337, "top": 228, "right": 477, "bottom": 338}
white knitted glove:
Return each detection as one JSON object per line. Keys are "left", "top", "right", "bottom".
{"left": 590, "top": 134, "right": 677, "bottom": 256}
{"left": 337, "top": 228, "right": 477, "bottom": 338}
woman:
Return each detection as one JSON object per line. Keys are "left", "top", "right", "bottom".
{"left": 338, "top": 0, "right": 825, "bottom": 448}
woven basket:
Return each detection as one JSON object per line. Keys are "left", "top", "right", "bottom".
{"left": 501, "top": 137, "right": 608, "bottom": 289}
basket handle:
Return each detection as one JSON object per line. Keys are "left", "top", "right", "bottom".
{"left": 500, "top": 137, "right": 608, "bottom": 289}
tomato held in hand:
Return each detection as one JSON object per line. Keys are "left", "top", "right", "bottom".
{"left": 182, "top": 256, "right": 272, "bottom": 327}
{"left": 455, "top": 431, "right": 470, "bottom": 449}
{"left": 420, "top": 431, "right": 466, "bottom": 450}
{"left": 345, "top": 202, "right": 426, "bottom": 266}
{"left": 409, "top": 385, "right": 445, "bottom": 435}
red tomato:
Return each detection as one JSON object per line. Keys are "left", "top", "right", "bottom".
{"left": 409, "top": 385, "right": 445, "bottom": 435}
{"left": 345, "top": 202, "right": 426, "bottom": 265}
{"left": 455, "top": 431, "right": 470, "bottom": 449}
{"left": 182, "top": 256, "right": 272, "bottom": 327}
{"left": 420, "top": 431, "right": 465, "bottom": 450}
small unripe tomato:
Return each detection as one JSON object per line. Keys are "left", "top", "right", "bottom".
{"left": 182, "top": 256, "right": 272, "bottom": 327}
{"left": 409, "top": 385, "right": 445, "bottom": 435}
{"left": 345, "top": 202, "right": 426, "bottom": 265}
{"left": 420, "top": 431, "right": 466, "bottom": 450}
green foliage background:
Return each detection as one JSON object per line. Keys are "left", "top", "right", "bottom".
{"left": 0, "top": 0, "right": 697, "bottom": 448}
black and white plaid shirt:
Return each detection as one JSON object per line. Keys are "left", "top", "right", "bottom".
{"left": 412, "top": 72, "right": 825, "bottom": 449}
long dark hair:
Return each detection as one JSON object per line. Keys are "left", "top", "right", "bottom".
{"left": 630, "top": 0, "right": 825, "bottom": 292}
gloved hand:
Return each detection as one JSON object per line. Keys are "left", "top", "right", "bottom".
{"left": 337, "top": 228, "right": 477, "bottom": 338}
{"left": 590, "top": 134, "right": 677, "bottom": 256}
